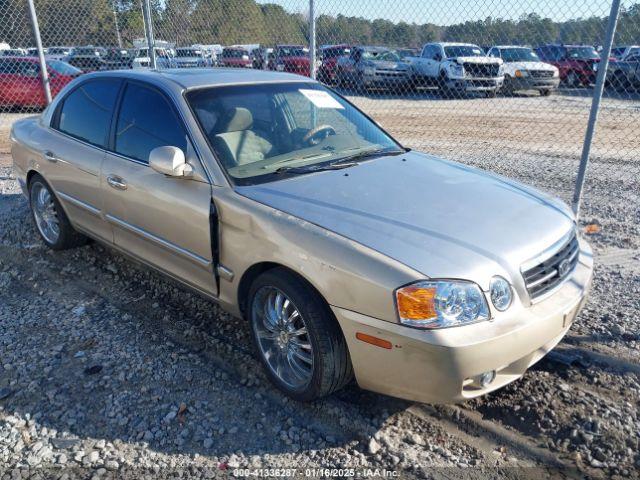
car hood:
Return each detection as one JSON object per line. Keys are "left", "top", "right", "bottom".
{"left": 236, "top": 152, "right": 575, "bottom": 289}
{"left": 453, "top": 56, "right": 502, "bottom": 64}
{"left": 504, "top": 61, "right": 556, "bottom": 71}
{"left": 283, "top": 56, "right": 310, "bottom": 64}
{"left": 371, "top": 60, "right": 408, "bottom": 70}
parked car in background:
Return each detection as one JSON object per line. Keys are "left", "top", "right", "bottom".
{"left": 131, "top": 47, "right": 175, "bottom": 69}
{"left": 336, "top": 46, "right": 411, "bottom": 91}
{"left": 488, "top": 46, "right": 559, "bottom": 96}
{"left": 252, "top": 47, "right": 273, "bottom": 70}
{"left": 408, "top": 42, "right": 504, "bottom": 97}
{"left": 271, "top": 45, "right": 311, "bottom": 77}
{"left": 174, "top": 47, "right": 208, "bottom": 68}
{"left": 27, "top": 47, "right": 47, "bottom": 57}
{"left": 317, "top": 44, "right": 352, "bottom": 84}
{"left": 67, "top": 46, "right": 107, "bottom": 72}
{"left": 10, "top": 69, "right": 593, "bottom": 404}
{"left": 606, "top": 53, "right": 640, "bottom": 91}
{"left": 2, "top": 48, "right": 27, "bottom": 57}
{"left": 219, "top": 47, "right": 252, "bottom": 68}
{"left": 0, "top": 57, "right": 81, "bottom": 109}
{"left": 102, "top": 48, "right": 133, "bottom": 70}
{"left": 535, "top": 44, "right": 601, "bottom": 87}
{"left": 45, "top": 46, "right": 73, "bottom": 61}
{"left": 611, "top": 45, "right": 640, "bottom": 61}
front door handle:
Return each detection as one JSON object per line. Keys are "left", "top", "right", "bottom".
{"left": 43, "top": 151, "right": 57, "bottom": 163}
{"left": 106, "top": 175, "right": 127, "bottom": 191}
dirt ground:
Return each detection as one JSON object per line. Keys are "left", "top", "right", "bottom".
{"left": 1, "top": 90, "right": 639, "bottom": 479}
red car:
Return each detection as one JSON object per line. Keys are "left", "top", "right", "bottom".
{"left": 219, "top": 47, "right": 252, "bottom": 68}
{"left": 0, "top": 57, "right": 81, "bottom": 109}
{"left": 318, "top": 44, "right": 352, "bottom": 84}
{"left": 535, "top": 44, "right": 608, "bottom": 87}
{"left": 270, "top": 45, "right": 311, "bottom": 77}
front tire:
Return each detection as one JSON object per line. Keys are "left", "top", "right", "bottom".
{"left": 28, "top": 174, "right": 88, "bottom": 250}
{"left": 248, "top": 268, "right": 353, "bottom": 402}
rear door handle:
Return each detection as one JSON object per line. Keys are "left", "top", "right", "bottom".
{"left": 44, "top": 151, "right": 57, "bottom": 163}
{"left": 106, "top": 175, "right": 127, "bottom": 191}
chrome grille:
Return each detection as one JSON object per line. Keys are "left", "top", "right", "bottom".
{"left": 530, "top": 70, "right": 555, "bottom": 78}
{"left": 463, "top": 62, "right": 501, "bottom": 78}
{"left": 522, "top": 233, "right": 579, "bottom": 300}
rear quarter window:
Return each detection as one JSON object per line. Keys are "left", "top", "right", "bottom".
{"left": 56, "top": 79, "right": 121, "bottom": 148}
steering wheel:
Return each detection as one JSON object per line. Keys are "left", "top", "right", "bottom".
{"left": 302, "top": 124, "right": 336, "bottom": 146}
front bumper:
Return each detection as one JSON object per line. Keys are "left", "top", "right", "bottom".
{"left": 363, "top": 73, "right": 409, "bottom": 88}
{"left": 506, "top": 76, "right": 560, "bottom": 90}
{"left": 332, "top": 241, "right": 593, "bottom": 404}
{"left": 447, "top": 76, "right": 504, "bottom": 92}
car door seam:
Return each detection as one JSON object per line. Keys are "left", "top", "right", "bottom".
{"left": 105, "top": 213, "right": 211, "bottom": 268}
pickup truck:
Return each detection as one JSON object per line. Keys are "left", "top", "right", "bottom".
{"left": 408, "top": 42, "right": 504, "bottom": 97}
{"left": 487, "top": 45, "right": 559, "bottom": 96}
{"left": 335, "top": 46, "right": 411, "bottom": 91}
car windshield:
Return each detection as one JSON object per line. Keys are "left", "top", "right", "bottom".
{"left": 177, "top": 49, "right": 201, "bottom": 57}
{"left": 324, "top": 47, "right": 350, "bottom": 58}
{"left": 566, "top": 47, "right": 598, "bottom": 59}
{"left": 444, "top": 45, "right": 484, "bottom": 58}
{"left": 499, "top": 48, "right": 540, "bottom": 62}
{"left": 188, "top": 82, "right": 402, "bottom": 185}
{"left": 279, "top": 47, "right": 305, "bottom": 57}
{"left": 224, "top": 49, "right": 248, "bottom": 58}
{"left": 362, "top": 50, "right": 400, "bottom": 61}
{"left": 48, "top": 60, "right": 81, "bottom": 75}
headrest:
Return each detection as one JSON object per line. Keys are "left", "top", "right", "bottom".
{"left": 218, "top": 107, "right": 253, "bottom": 133}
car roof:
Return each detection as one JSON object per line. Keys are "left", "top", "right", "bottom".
{"left": 433, "top": 42, "right": 480, "bottom": 47}
{"left": 78, "top": 68, "right": 313, "bottom": 90}
{"left": 492, "top": 45, "right": 533, "bottom": 49}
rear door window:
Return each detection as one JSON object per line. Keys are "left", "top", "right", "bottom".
{"left": 114, "top": 82, "right": 188, "bottom": 163}
{"left": 56, "top": 79, "right": 121, "bottom": 148}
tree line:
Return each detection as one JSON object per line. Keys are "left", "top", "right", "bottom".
{"left": 1, "top": 0, "right": 639, "bottom": 50}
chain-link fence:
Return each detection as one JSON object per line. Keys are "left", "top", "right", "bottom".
{"left": 1, "top": 0, "right": 639, "bottom": 219}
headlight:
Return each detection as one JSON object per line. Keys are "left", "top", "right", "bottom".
{"left": 514, "top": 69, "right": 529, "bottom": 78}
{"left": 395, "top": 280, "right": 489, "bottom": 329}
{"left": 449, "top": 63, "right": 464, "bottom": 77}
{"left": 498, "top": 64, "right": 505, "bottom": 75}
{"left": 489, "top": 276, "right": 513, "bottom": 311}
{"left": 552, "top": 67, "right": 559, "bottom": 77}
{"left": 363, "top": 67, "right": 375, "bottom": 76}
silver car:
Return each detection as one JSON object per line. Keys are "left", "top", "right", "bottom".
{"left": 10, "top": 69, "right": 593, "bottom": 403}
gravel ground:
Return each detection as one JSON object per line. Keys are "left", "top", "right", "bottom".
{"left": 0, "top": 90, "right": 639, "bottom": 479}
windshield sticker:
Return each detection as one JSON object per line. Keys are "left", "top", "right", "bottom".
{"left": 299, "top": 89, "right": 344, "bottom": 109}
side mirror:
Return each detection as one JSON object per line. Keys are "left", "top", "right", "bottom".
{"left": 434, "top": 53, "right": 442, "bottom": 61}
{"left": 149, "top": 146, "right": 193, "bottom": 177}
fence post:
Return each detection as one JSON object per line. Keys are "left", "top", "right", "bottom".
{"left": 112, "top": 1, "right": 123, "bottom": 48}
{"left": 572, "top": 0, "right": 621, "bottom": 217}
{"left": 141, "top": 0, "right": 156, "bottom": 69}
{"left": 309, "top": 0, "right": 316, "bottom": 80}
{"left": 26, "top": 0, "right": 51, "bottom": 105}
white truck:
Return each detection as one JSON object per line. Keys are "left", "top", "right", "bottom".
{"left": 408, "top": 42, "right": 504, "bottom": 97}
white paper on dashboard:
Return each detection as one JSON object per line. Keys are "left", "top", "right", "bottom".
{"left": 299, "top": 89, "right": 344, "bottom": 109}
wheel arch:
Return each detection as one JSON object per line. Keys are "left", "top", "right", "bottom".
{"left": 237, "top": 261, "right": 334, "bottom": 321}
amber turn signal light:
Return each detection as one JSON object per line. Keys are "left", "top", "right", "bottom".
{"left": 396, "top": 285, "right": 437, "bottom": 320}
{"left": 356, "top": 332, "right": 392, "bottom": 349}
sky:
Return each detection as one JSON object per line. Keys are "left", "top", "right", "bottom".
{"left": 256, "top": 0, "right": 617, "bottom": 25}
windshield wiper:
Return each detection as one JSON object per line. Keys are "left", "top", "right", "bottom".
{"left": 275, "top": 162, "right": 359, "bottom": 175}
{"left": 336, "top": 147, "right": 405, "bottom": 164}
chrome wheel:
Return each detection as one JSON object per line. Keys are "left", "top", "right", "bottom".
{"left": 30, "top": 182, "right": 60, "bottom": 244}
{"left": 252, "top": 286, "right": 313, "bottom": 389}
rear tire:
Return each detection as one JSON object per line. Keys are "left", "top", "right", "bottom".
{"left": 28, "top": 174, "right": 88, "bottom": 250}
{"left": 247, "top": 268, "right": 353, "bottom": 402}
{"left": 540, "top": 89, "right": 553, "bottom": 97}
